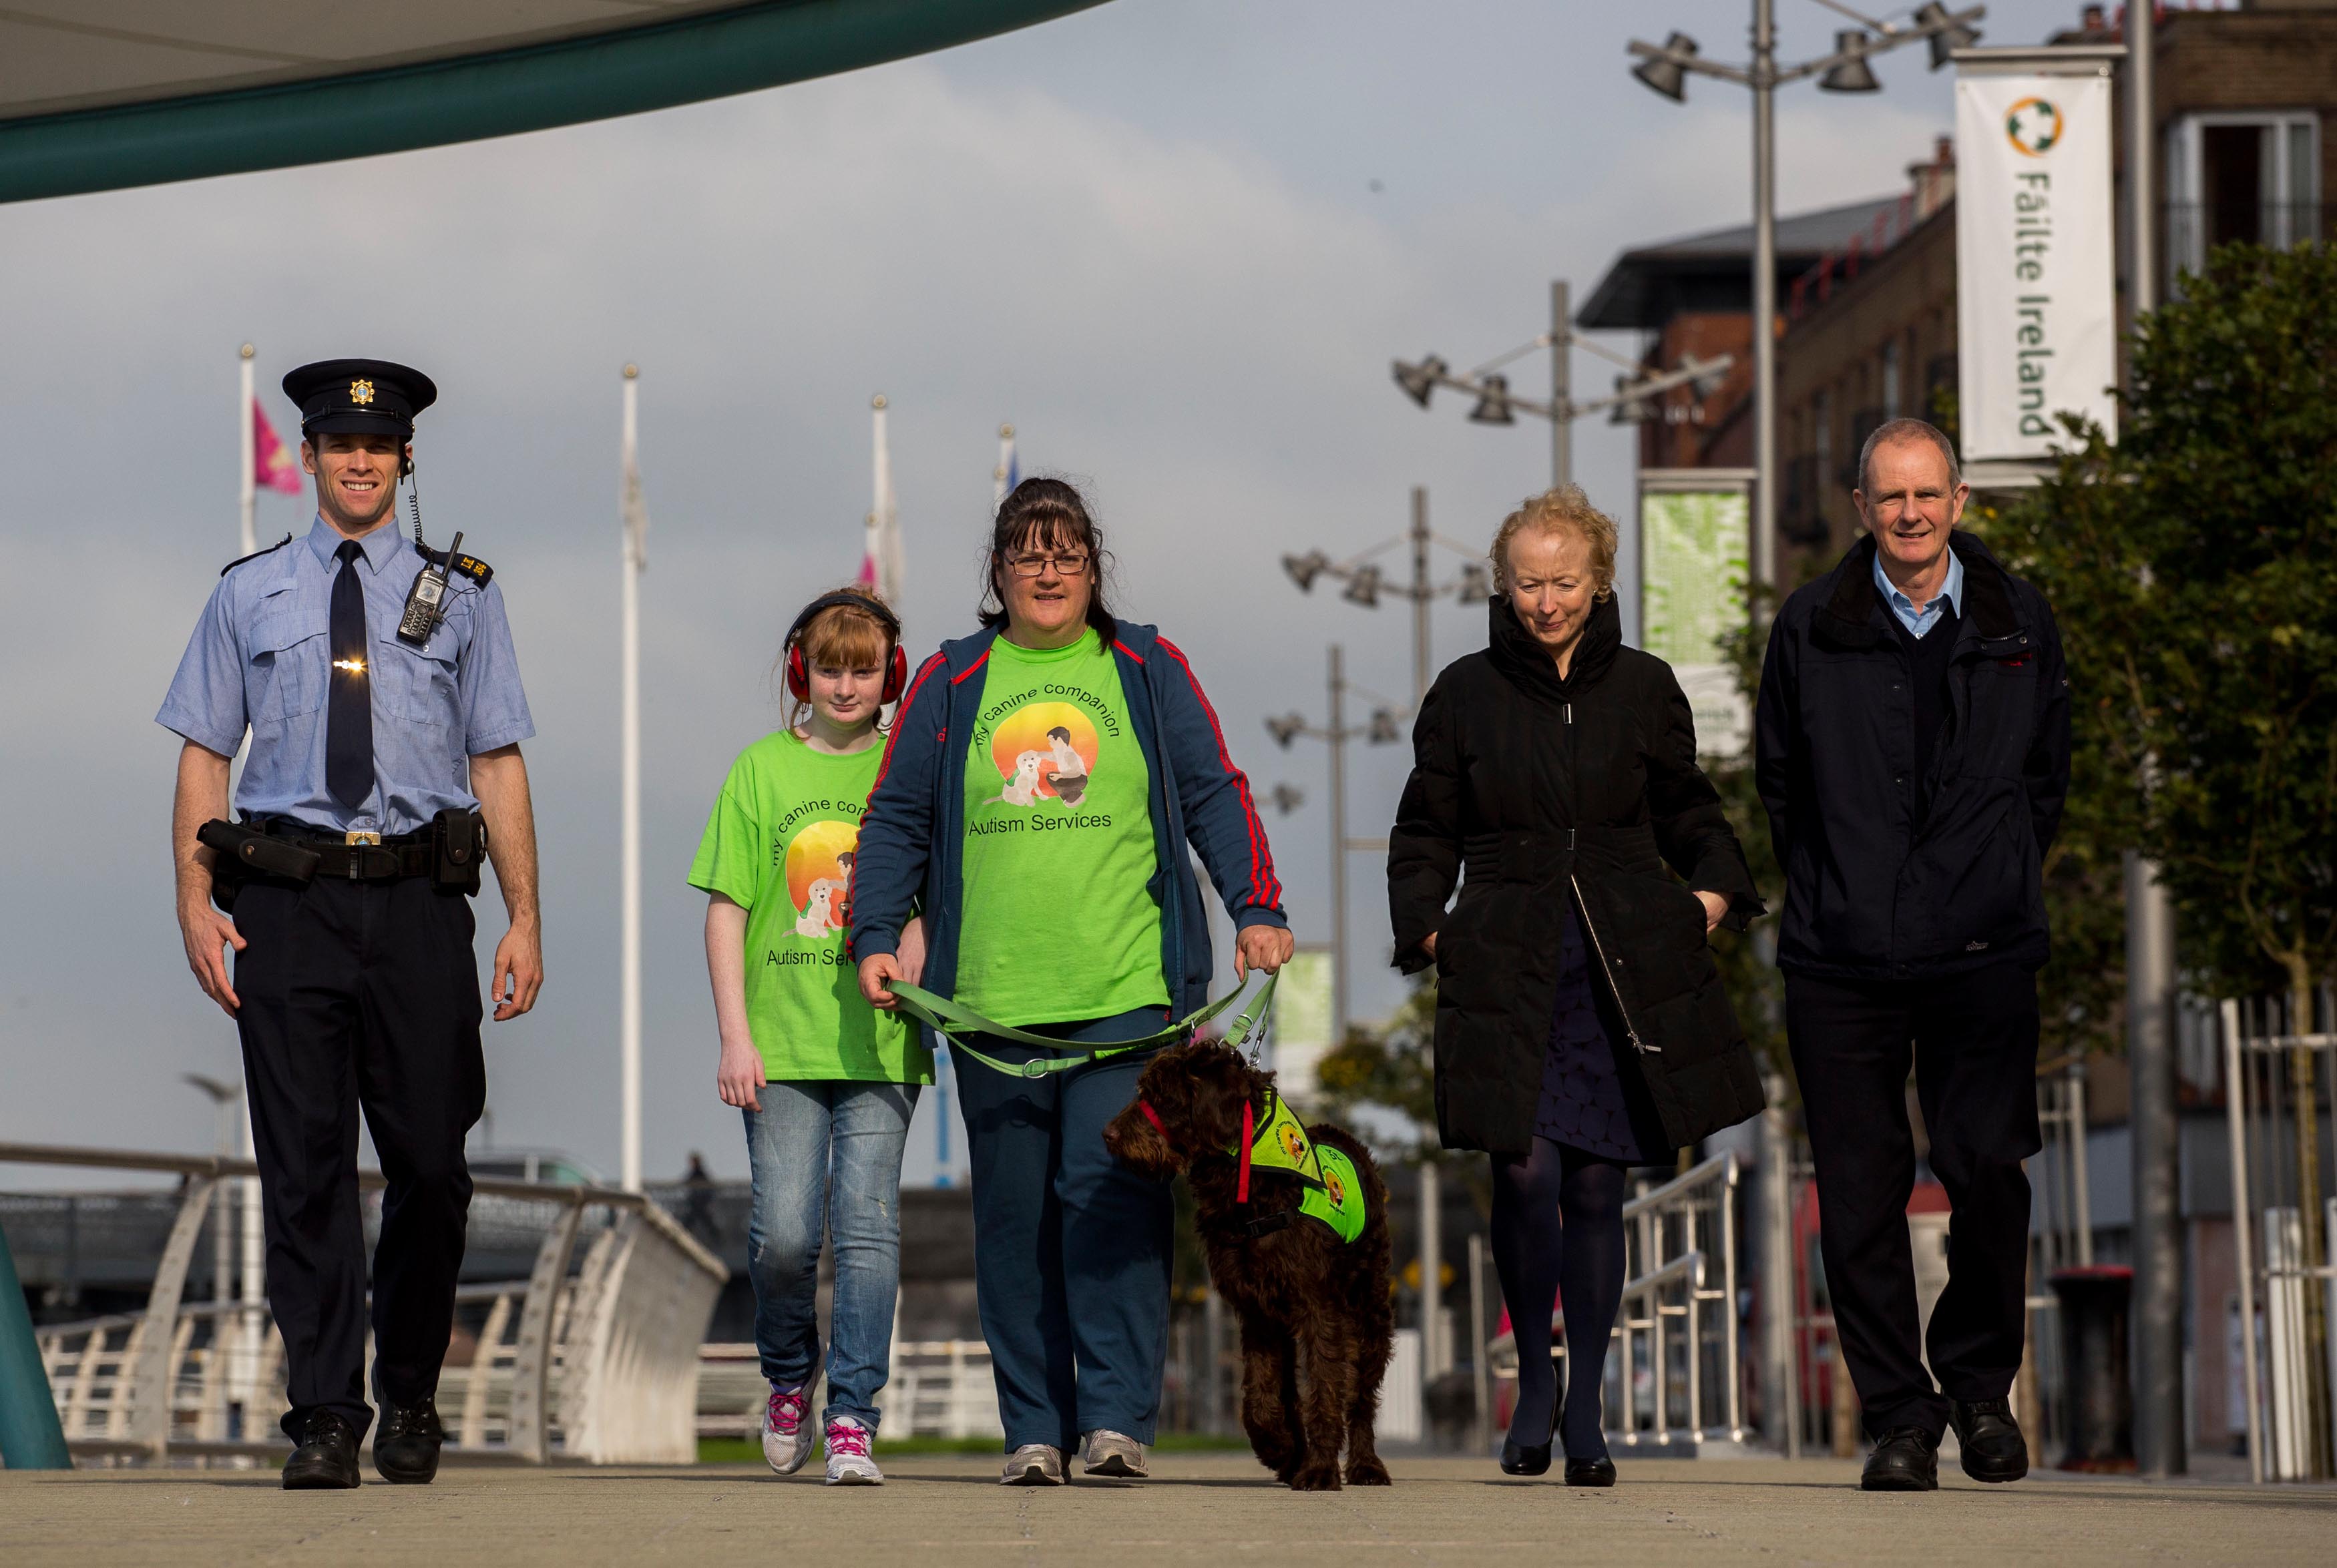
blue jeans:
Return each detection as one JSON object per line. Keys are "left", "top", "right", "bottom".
{"left": 947, "top": 1007, "right": 1175, "bottom": 1451}
{"left": 742, "top": 1080, "right": 919, "bottom": 1431}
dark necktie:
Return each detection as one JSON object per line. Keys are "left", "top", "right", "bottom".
{"left": 327, "top": 539, "right": 375, "bottom": 808}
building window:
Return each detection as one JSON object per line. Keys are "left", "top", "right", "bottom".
{"left": 1881, "top": 339, "right": 1902, "bottom": 422}
{"left": 2164, "top": 111, "right": 2323, "bottom": 291}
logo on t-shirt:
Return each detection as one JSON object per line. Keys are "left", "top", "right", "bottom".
{"left": 785, "top": 819, "right": 859, "bottom": 939}
{"left": 985, "top": 700, "right": 1098, "bottom": 808}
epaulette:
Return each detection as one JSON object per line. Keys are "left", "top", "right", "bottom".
{"left": 415, "top": 538, "right": 493, "bottom": 586}
{"left": 220, "top": 534, "right": 292, "bottom": 577}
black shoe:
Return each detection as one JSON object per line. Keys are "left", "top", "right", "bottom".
{"left": 282, "top": 1410, "right": 361, "bottom": 1490}
{"left": 1564, "top": 1455, "right": 1617, "bottom": 1487}
{"left": 1498, "top": 1403, "right": 1558, "bottom": 1477}
{"left": 1950, "top": 1398, "right": 2029, "bottom": 1483}
{"left": 375, "top": 1398, "right": 446, "bottom": 1485}
{"left": 1860, "top": 1427, "right": 1940, "bottom": 1492}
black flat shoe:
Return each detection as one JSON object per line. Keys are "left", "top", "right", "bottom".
{"left": 1950, "top": 1398, "right": 2029, "bottom": 1483}
{"left": 282, "top": 1410, "right": 361, "bottom": 1490}
{"left": 1498, "top": 1403, "right": 1559, "bottom": 1477}
{"left": 1564, "top": 1455, "right": 1617, "bottom": 1487}
{"left": 1860, "top": 1427, "right": 1940, "bottom": 1492}
{"left": 375, "top": 1398, "right": 445, "bottom": 1485}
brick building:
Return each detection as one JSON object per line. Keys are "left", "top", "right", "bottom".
{"left": 1580, "top": 2, "right": 2337, "bottom": 579}
{"left": 1773, "top": 1, "right": 2337, "bottom": 573}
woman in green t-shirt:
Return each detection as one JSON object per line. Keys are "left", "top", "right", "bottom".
{"left": 852, "top": 481, "right": 1293, "bottom": 1485}
{"left": 689, "top": 588, "right": 930, "bottom": 1486}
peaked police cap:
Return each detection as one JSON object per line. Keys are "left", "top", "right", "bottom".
{"left": 282, "top": 358, "right": 437, "bottom": 438}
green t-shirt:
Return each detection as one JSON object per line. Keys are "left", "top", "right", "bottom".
{"left": 688, "top": 730, "right": 931, "bottom": 1084}
{"left": 957, "top": 629, "right": 1170, "bottom": 1027}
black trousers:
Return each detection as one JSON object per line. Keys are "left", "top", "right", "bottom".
{"left": 232, "top": 875, "right": 485, "bottom": 1441}
{"left": 1785, "top": 963, "right": 2041, "bottom": 1440}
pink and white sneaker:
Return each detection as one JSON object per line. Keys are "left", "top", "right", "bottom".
{"left": 823, "top": 1416, "right": 883, "bottom": 1486}
{"left": 761, "top": 1382, "right": 814, "bottom": 1475}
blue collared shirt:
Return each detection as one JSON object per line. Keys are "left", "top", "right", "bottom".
{"left": 1872, "top": 544, "right": 1964, "bottom": 639}
{"left": 158, "top": 515, "right": 534, "bottom": 836}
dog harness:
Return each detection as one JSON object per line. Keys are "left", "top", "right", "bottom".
{"left": 1231, "top": 1088, "right": 1367, "bottom": 1245}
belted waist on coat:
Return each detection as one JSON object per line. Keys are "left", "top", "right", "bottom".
{"left": 1462, "top": 824, "right": 1659, "bottom": 884}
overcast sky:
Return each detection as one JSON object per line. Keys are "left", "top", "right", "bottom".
{"left": 0, "top": 0, "right": 2083, "bottom": 1188}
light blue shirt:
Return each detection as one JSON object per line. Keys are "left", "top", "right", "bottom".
{"left": 158, "top": 515, "right": 534, "bottom": 836}
{"left": 1872, "top": 545, "right": 1964, "bottom": 639}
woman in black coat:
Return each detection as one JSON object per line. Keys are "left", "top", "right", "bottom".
{"left": 1388, "top": 487, "right": 1765, "bottom": 1484}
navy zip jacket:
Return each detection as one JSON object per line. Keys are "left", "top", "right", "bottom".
{"left": 1753, "top": 530, "right": 2070, "bottom": 981}
{"left": 848, "top": 621, "right": 1287, "bottom": 1019}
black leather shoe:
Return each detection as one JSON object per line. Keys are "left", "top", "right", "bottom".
{"left": 1950, "top": 1398, "right": 2029, "bottom": 1483}
{"left": 375, "top": 1398, "right": 446, "bottom": 1485}
{"left": 282, "top": 1410, "right": 361, "bottom": 1490}
{"left": 1498, "top": 1404, "right": 1558, "bottom": 1477}
{"left": 1564, "top": 1455, "right": 1617, "bottom": 1487}
{"left": 1860, "top": 1427, "right": 1940, "bottom": 1492}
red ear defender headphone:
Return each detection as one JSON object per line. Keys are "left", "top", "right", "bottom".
{"left": 784, "top": 590, "right": 908, "bottom": 706}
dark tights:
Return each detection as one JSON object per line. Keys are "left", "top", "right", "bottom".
{"left": 1490, "top": 1135, "right": 1629, "bottom": 1459}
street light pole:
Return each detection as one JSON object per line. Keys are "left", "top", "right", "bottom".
{"left": 1550, "top": 281, "right": 1572, "bottom": 489}
{"left": 618, "top": 364, "right": 645, "bottom": 1194}
{"left": 1326, "top": 644, "right": 1349, "bottom": 1047}
{"left": 1749, "top": 0, "right": 1778, "bottom": 599}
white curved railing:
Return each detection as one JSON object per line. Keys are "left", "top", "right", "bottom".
{"left": 3, "top": 1141, "right": 727, "bottom": 1466}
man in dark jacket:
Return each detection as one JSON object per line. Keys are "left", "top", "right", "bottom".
{"left": 1755, "top": 417, "right": 2070, "bottom": 1492}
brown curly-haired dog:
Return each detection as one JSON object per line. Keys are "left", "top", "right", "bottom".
{"left": 1104, "top": 1040, "right": 1394, "bottom": 1491}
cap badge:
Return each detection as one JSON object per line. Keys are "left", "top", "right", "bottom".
{"left": 349, "top": 379, "right": 375, "bottom": 405}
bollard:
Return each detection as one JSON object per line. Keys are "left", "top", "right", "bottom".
{"left": 0, "top": 1221, "right": 73, "bottom": 1469}
{"left": 2052, "top": 1264, "right": 2135, "bottom": 1472}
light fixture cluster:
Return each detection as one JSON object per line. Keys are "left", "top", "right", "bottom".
{"left": 1630, "top": 3, "right": 1980, "bottom": 105}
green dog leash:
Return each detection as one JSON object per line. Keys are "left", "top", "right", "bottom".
{"left": 885, "top": 973, "right": 1278, "bottom": 1080}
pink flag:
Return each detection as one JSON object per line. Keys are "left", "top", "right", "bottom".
{"left": 254, "top": 399, "right": 302, "bottom": 494}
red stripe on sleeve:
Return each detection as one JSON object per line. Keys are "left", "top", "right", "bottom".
{"left": 867, "top": 651, "right": 948, "bottom": 799}
{"left": 949, "top": 649, "right": 992, "bottom": 685}
{"left": 1154, "top": 637, "right": 1281, "bottom": 911}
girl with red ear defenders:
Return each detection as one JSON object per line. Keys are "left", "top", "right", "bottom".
{"left": 687, "top": 583, "right": 927, "bottom": 1482}
{"left": 784, "top": 588, "right": 909, "bottom": 718}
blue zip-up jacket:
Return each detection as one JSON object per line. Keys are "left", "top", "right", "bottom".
{"left": 848, "top": 621, "right": 1287, "bottom": 1018}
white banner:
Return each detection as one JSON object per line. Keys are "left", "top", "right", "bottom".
{"left": 1955, "top": 71, "right": 2119, "bottom": 461}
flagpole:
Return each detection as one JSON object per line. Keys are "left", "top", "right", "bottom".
{"left": 994, "top": 423, "right": 1015, "bottom": 513}
{"left": 869, "top": 393, "right": 891, "bottom": 599}
{"left": 239, "top": 344, "right": 257, "bottom": 555}
{"left": 619, "top": 364, "right": 645, "bottom": 1194}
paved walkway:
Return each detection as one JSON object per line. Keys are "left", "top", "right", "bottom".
{"left": 6, "top": 1454, "right": 2334, "bottom": 1566}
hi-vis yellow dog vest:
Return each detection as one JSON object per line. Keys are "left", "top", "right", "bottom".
{"left": 1231, "top": 1088, "right": 1367, "bottom": 1245}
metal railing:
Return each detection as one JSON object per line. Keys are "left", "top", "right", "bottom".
{"left": 3, "top": 1141, "right": 728, "bottom": 1466}
{"left": 1486, "top": 1151, "right": 1743, "bottom": 1449}
{"left": 2222, "top": 991, "right": 2337, "bottom": 1484}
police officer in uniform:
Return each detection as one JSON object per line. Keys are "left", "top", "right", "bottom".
{"left": 159, "top": 360, "right": 543, "bottom": 1489}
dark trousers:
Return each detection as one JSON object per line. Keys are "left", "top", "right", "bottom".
{"left": 232, "top": 876, "right": 485, "bottom": 1441}
{"left": 947, "top": 1007, "right": 1174, "bottom": 1452}
{"left": 1785, "top": 963, "right": 2041, "bottom": 1440}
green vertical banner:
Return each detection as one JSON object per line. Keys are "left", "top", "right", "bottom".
{"left": 1637, "top": 471, "right": 1753, "bottom": 761}
{"left": 0, "top": 1222, "right": 71, "bottom": 1469}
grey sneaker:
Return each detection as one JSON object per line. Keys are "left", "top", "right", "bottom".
{"left": 761, "top": 1382, "right": 815, "bottom": 1476}
{"left": 823, "top": 1416, "right": 883, "bottom": 1486}
{"left": 1080, "top": 1430, "right": 1148, "bottom": 1478}
{"left": 1000, "top": 1443, "right": 1066, "bottom": 1485}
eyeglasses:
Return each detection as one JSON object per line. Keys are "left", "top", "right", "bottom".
{"left": 1004, "top": 550, "right": 1090, "bottom": 578}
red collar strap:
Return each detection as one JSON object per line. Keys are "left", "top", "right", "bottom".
{"left": 1138, "top": 1101, "right": 1166, "bottom": 1138}
{"left": 1237, "top": 1096, "right": 1254, "bottom": 1204}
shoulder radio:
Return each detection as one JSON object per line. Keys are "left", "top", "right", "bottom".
{"left": 397, "top": 529, "right": 463, "bottom": 645}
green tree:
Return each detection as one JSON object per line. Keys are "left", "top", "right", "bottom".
{"left": 1980, "top": 241, "right": 2337, "bottom": 1018}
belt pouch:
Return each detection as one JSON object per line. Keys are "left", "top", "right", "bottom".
{"left": 196, "top": 819, "right": 323, "bottom": 908}
{"left": 430, "top": 808, "right": 486, "bottom": 896}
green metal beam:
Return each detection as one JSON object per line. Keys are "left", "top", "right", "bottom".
{"left": 0, "top": 0, "right": 1107, "bottom": 206}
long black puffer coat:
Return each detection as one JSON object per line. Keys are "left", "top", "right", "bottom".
{"left": 1388, "top": 593, "right": 1767, "bottom": 1157}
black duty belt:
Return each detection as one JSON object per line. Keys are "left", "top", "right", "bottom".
{"left": 250, "top": 819, "right": 437, "bottom": 882}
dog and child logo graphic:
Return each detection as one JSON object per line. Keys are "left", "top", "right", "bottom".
{"left": 785, "top": 821, "right": 858, "bottom": 939}
{"left": 977, "top": 698, "right": 1116, "bottom": 828}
